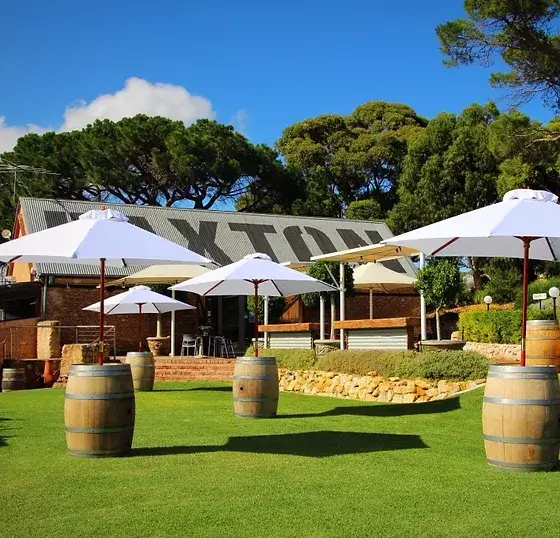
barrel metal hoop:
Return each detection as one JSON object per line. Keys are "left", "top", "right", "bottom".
{"left": 233, "top": 396, "right": 279, "bottom": 402}
{"left": 65, "top": 392, "right": 135, "bottom": 400}
{"left": 486, "top": 458, "right": 558, "bottom": 471}
{"left": 527, "top": 336, "right": 560, "bottom": 340}
{"left": 488, "top": 365, "right": 558, "bottom": 374}
{"left": 235, "top": 358, "right": 277, "bottom": 365}
{"left": 68, "top": 448, "right": 131, "bottom": 457}
{"left": 483, "top": 396, "right": 560, "bottom": 405}
{"left": 65, "top": 426, "right": 134, "bottom": 434}
{"left": 487, "top": 372, "right": 556, "bottom": 380}
{"left": 68, "top": 371, "right": 131, "bottom": 378}
{"left": 233, "top": 375, "right": 278, "bottom": 381}
{"left": 235, "top": 413, "right": 277, "bottom": 418}
{"left": 484, "top": 434, "right": 560, "bottom": 444}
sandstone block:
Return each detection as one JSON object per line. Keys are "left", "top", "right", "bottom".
{"left": 60, "top": 343, "right": 110, "bottom": 376}
{"left": 402, "top": 393, "right": 416, "bottom": 404}
{"left": 37, "top": 320, "right": 61, "bottom": 360}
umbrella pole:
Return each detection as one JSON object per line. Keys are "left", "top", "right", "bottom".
{"left": 254, "top": 282, "right": 259, "bottom": 357}
{"left": 369, "top": 288, "right": 373, "bottom": 320}
{"left": 138, "top": 303, "right": 143, "bottom": 352}
{"left": 98, "top": 258, "right": 106, "bottom": 366}
{"left": 520, "top": 238, "right": 531, "bottom": 367}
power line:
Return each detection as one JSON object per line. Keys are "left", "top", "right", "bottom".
{"left": 0, "top": 158, "right": 60, "bottom": 204}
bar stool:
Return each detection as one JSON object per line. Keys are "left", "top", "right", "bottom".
{"left": 212, "top": 336, "right": 236, "bottom": 358}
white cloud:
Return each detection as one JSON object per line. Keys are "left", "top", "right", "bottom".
{"left": 230, "top": 109, "right": 249, "bottom": 133}
{"left": 61, "top": 77, "right": 215, "bottom": 131}
{"left": 0, "top": 116, "right": 48, "bottom": 153}
{"left": 0, "top": 77, "right": 216, "bottom": 153}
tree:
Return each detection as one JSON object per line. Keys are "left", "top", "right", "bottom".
{"left": 483, "top": 258, "right": 522, "bottom": 304}
{"left": 247, "top": 295, "right": 287, "bottom": 324}
{"left": 415, "top": 260, "right": 463, "bottom": 340}
{"left": 276, "top": 102, "right": 427, "bottom": 217}
{"left": 388, "top": 103, "right": 501, "bottom": 289}
{"left": 437, "top": 1, "right": 560, "bottom": 111}
{"left": 346, "top": 199, "right": 383, "bottom": 220}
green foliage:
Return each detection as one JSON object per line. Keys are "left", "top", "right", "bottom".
{"left": 276, "top": 101, "right": 427, "bottom": 217}
{"left": 458, "top": 310, "right": 522, "bottom": 344}
{"left": 514, "top": 277, "right": 560, "bottom": 308}
{"left": 436, "top": 0, "right": 560, "bottom": 111}
{"left": 315, "top": 349, "right": 489, "bottom": 380}
{"left": 483, "top": 258, "right": 521, "bottom": 304}
{"left": 346, "top": 199, "right": 383, "bottom": 221}
{"left": 243, "top": 348, "right": 316, "bottom": 369}
{"left": 246, "top": 296, "right": 287, "bottom": 324}
{"left": 415, "top": 259, "right": 463, "bottom": 310}
{"left": 301, "top": 261, "right": 354, "bottom": 308}
{"left": 527, "top": 307, "right": 557, "bottom": 321}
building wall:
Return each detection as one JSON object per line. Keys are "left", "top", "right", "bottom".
{"left": 44, "top": 278, "right": 198, "bottom": 355}
{"left": 0, "top": 317, "right": 40, "bottom": 359}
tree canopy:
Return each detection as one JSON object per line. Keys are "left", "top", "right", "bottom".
{"left": 437, "top": 0, "right": 560, "bottom": 110}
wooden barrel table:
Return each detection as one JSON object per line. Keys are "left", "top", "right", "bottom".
{"left": 1, "top": 368, "right": 26, "bottom": 392}
{"left": 125, "top": 351, "right": 155, "bottom": 391}
{"left": 483, "top": 364, "right": 560, "bottom": 472}
{"left": 526, "top": 320, "right": 560, "bottom": 371}
{"left": 233, "top": 357, "right": 279, "bottom": 418}
{"left": 64, "top": 363, "right": 135, "bottom": 457}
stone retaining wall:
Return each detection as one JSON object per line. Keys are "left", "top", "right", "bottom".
{"left": 279, "top": 369, "right": 485, "bottom": 403}
{"left": 463, "top": 342, "right": 520, "bottom": 362}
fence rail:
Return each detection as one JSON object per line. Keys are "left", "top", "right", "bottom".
{"left": 3, "top": 324, "right": 117, "bottom": 361}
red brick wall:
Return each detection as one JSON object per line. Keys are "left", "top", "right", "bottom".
{"left": 155, "top": 358, "right": 235, "bottom": 381}
{"left": 45, "top": 280, "right": 198, "bottom": 355}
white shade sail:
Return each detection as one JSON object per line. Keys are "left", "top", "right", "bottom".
{"left": 0, "top": 208, "right": 211, "bottom": 266}
{"left": 170, "top": 253, "right": 335, "bottom": 296}
{"left": 84, "top": 285, "right": 195, "bottom": 315}
{"left": 108, "top": 264, "right": 212, "bottom": 287}
{"left": 382, "top": 189, "right": 560, "bottom": 260}
{"left": 353, "top": 262, "right": 416, "bottom": 291}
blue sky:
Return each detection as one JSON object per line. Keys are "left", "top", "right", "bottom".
{"left": 0, "top": 0, "right": 554, "bottom": 152}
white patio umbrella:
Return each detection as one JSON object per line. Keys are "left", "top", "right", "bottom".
{"left": 0, "top": 208, "right": 211, "bottom": 364}
{"left": 84, "top": 285, "right": 195, "bottom": 352}
{"left": 170, "top": 253, "right": 336, "bottom": 356}
{"left": 382, "top": 188, "right": 560, "bottom": 366}
{"left": 353, "top": 262, "right": 416, "bottom": 319}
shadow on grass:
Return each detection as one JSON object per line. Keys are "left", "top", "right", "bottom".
{"left": 187, "top": 386, "right": 232, "bottom": 392}
{"left": 0, "top": 417, "right": 13, "bottom": 447}
{"left": 277, "top": 397, "right": 461, "bottom": 419}
{"left": 132, "top": 430, "right": 427, "bottom": 458}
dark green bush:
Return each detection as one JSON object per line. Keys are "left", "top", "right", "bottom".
{"left": 458, "top": 310, "right": 522, "bottom": 344}
{"left": 515, "top": 277, "right": 560, "bottom": 308}
{"left": 527, "top": 307, "right": 557, "bottom": 321}
{"left": 314, "top": 349, "right": 489, "bottom": 380}
{"left": 243, "top": 348, "right": 316, "bottom": 369}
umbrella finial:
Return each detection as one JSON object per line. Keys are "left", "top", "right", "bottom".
{"left": 243, "top": 253, "right": 272, "bottom": 261}
{"left": 503, "top": 189, "right": 559, "bottom": 204}
{"left": 79, "top": 208, "right": 129, "bottom": 222}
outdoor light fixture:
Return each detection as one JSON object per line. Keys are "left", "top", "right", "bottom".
{"left": 549, "top": 286, "right": 560, "bottom": 318}
{"left": 484, "top": 295, "right": 492, "bottom": 311}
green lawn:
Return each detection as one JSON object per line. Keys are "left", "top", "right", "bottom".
{"left": 1, "top": 383, "right": 559, "bottom": 538}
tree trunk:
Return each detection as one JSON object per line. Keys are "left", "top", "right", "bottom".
{"left": 435, "top": 307, "right": 441, "bottom": 341}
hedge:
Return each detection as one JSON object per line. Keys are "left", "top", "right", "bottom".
{"left": 243, "top": 348, "right": 316, "bottom": 369}
{"left": 515, "top": 277, "right": 560, "bottom": 308}
{"left": 314, "top": 349, "right": 489, "bottom": 381}
{"left": 458, "top": 310, "right": 522, "bottom": 344}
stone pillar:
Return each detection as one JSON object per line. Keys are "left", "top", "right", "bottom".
{"left": 37, "top": 320, "right": 61, "bottom": 359}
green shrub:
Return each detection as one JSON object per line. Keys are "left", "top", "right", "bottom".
{"left": 515, "top": 277, "right": 560, "bottom": 308}
{"left": 483, "top": 258, "right": 521, "bottom": 304}
{"left": 243, "top": 348, "right": 316, "bottom": 369}
{"left": 458, "top": 310, "right": 522, "bottom": 344}
{"left": 314, "top": 349, "right": 489, "bottom": 380}
{"left": 527, "top": 307, "right": 557, "bottom": 321}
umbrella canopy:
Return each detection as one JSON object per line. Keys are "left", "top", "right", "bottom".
{"left": 0, "top": 208, "right": 211, "bottom": 364}
{"left": 170, "top": 253, "right": 335, "bottom": 297}
{"left": 310, "top": 243, "right": 421, "bottom": 263}
{"left": 108, "top": 264, "right": 211, "bottom": 287}
{"left": 353, "top": 262, "right": 416, "bottom": 291}
{"left": 354, "top": 262, "right": 417, "bottom": 320}
{"left": 382, "top": 188, "right": 560, "bottom": 365}
{"left": 0, "top": 208, "right": 210, "bottom": 267}
{"left": 170, "top": 253, "right": 335, "bottom": 356}
{"left": 84, "top": 285, "right": 195, "bottom": 315}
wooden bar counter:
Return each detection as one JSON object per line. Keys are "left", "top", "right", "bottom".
{"left": 333, "top": 317, "right": 421, "bottom": 350}
{"left": 258, "top": 323, "right": 320, "bottom": 349}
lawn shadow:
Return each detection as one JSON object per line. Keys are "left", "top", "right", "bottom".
{"left": 277, "top": 396, "right": 461, "bottom": 419}
{"left": 187, "top": 386, "right": 232, "bottom": 392}
{"left": 0, "top": 417, "right": 14, "bottom": 447}
{"left": 132, "top": 430, "right": 427, "bottom": 458}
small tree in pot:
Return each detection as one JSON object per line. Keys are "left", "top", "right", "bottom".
{"left": 416, "top": 259, "right": 463, "bottom": 341}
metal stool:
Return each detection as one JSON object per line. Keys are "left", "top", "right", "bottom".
{"left": 212, "top": 336, "right": 236, "bottom": 358}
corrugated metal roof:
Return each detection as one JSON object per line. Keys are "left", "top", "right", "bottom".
{"left": 18, "top": 197, "right": 416, "bottom": 277}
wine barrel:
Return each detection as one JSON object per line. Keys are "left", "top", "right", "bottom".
{"left": 483, "top": 364, "right": 560, "bottom": 472}
{"left": 526, "top": 320, "right": 560, "bottom": 371}
{"left": 125, "top": 351, "right": 155, "bottom": 391}
{"left": 1, "top": 368, "right": 26, "bottom": 392}
{"left": 233, "top": 357, "right": 279, "bottom": 418}
{"left": 64, "top": 363, "right": 135, "bottom": 457}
